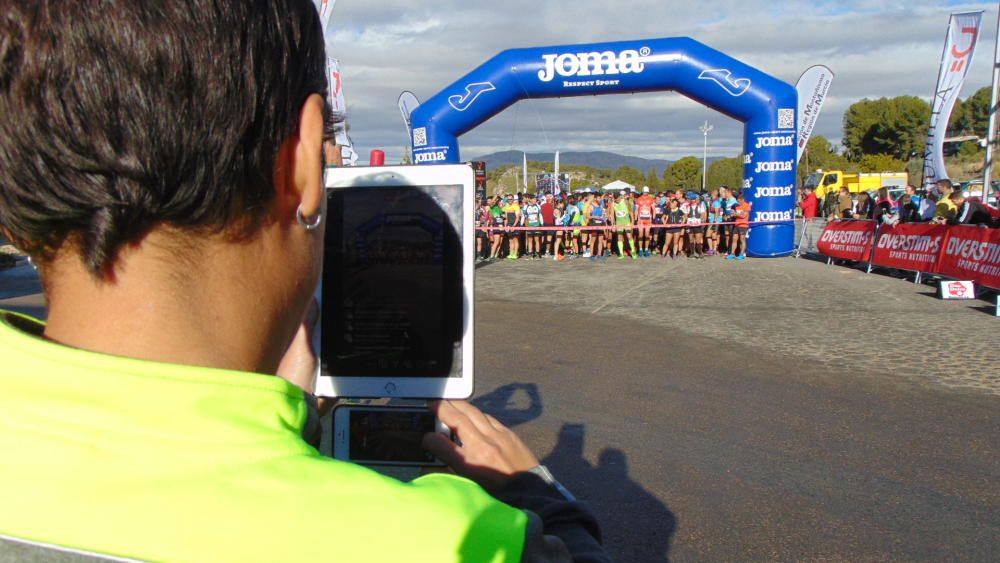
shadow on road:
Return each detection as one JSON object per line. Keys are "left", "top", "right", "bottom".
{"left": 542, "top": 423, "right": 676, "bottom": 562}
{"left": 474, "top": 385, "right": 676, "bottom": 562}
{"left": 471, "top": 382, "right": 543, "bottom": 427}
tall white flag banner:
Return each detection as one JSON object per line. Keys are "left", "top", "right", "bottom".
{"left": 554, "top": 151, "right": 561, "bottom": 195}
{"left": 327, "top": 57, "right": 347, "bottom": 123}
{"left": 522, "top": 153, "right": 528, "bottom": 193}
{"left": 309, "top": 1, "right": 358, "bottom": 165}
{"left": 397, "top": 91, "right": 420, "bottom": 133}
{"left": 923, "top": 11, "right": 983, "bottom": 188}
{"left": 795, "top": 65, "right": 834, "bottom": 163}
{"left": 312, "top": 0, "right": 337, "bottom": 32}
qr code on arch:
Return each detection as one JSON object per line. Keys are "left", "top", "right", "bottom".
{"left": 413, "top": 127, "right": 428, "bottom": 147}
{"left": 778, "top": 109, "right": 794, "bottom": 130}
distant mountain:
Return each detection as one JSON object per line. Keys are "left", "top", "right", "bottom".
{"left": 470, "top": 150, "right": 726, "bottom": 175}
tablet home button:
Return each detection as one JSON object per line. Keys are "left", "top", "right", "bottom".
{"left": 385, "top": 383, "right": 397, "bottom": 395}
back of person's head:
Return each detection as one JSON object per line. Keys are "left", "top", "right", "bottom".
{"left": 937, "top": 179, "right": 953, "bottom": 192}
{"left": 949, "top": 192, "right": 965, "bottom": 203}
{"left": 0, "top": 0, "right": 327, "bottom": 278}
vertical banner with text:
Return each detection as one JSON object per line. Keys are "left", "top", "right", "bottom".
{"left": 795, "top": 65, "right": 834, "bottom": 163}
{"left": 922, "top": 11, "right": 983, "bottom": 189}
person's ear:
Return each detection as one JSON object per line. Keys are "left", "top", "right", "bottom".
{"left": 294, "top": 94, "right": 326, "bottom": 219}
{"left": 275, "top": 94, "right": 325, "bottom": 221}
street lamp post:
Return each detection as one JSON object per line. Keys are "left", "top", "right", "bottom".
{"left": 700, "top": 120, "right": 713, "bottom": 192}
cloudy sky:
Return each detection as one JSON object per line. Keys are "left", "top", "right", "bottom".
{"left": 325, "top": 0, "right": 1000, "bottom": 163}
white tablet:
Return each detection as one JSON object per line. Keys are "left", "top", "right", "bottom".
{"left": 314, "top": 164, "right": 475, "bottom": 399}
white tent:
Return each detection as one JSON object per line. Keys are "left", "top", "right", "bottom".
{"left": 600, "top": 180, "right": 636, "bottom": 193}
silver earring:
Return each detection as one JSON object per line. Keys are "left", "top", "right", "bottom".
{"left": 296, "top": 205, "right": 322, "bottom": 231}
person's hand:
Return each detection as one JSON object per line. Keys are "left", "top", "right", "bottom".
{"left": 423, "top": 400, "right": 540, "bottom": 492}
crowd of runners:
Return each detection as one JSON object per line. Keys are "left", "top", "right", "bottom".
{"left": 475, "top": 187, "right": 754, "bottom": 262}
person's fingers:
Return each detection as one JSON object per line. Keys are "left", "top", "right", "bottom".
{"left": 483, "top": 413, "right": 506, "bottom": 431}
{"left": 447, "top": 400, "right": 500, "bottom": 436}
{"left": 422, "top": 431, "right": 465, "bottom": 470}
{"left": 429, "top": 401, "right": 487, "bottom": 446}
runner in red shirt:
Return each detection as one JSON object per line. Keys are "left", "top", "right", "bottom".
{"left": 727, "top": 192, "right": 753, "bottom": 261}
{"left": 539, "top": 195, "right": 555, "bottom": 257}
{"left": 635, "top": 187, "right": 656, "bottom": 257}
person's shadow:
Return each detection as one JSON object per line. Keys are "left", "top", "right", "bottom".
{"left": 542, "top": 423, "right": 677, "bottom": 563}
{"left": 473, "top": 386, "right": 677, "bottom": 562}
{"left": 471, "top": 382, "right": 543, "bottom": 427}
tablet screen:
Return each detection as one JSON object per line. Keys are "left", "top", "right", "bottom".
{"left": 321, "top": 185, "right": 463, "bottom": 378}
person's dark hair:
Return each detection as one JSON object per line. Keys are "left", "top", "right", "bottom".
{"left": 0, "top": 0, "right": 329, "bottom": 277}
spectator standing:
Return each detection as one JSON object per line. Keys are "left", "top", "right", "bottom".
{"left": 836, "top": 187, "right": 854, "bottom": 219}
{"left": 933, "top": 179, "right": 958, "bottom": 224}
{"left": 799, "top": 186, "right": 819, "bottom": 219}
{"left": 855, "top": 191, "right": 874, "bottom": 220}
{"left": 823, "top": 188, "right": 839, "bottom": 218}
{"left": 919, "top": 190, "right": 939, "bottom": 221}
{"left": 903, "top": 184, "right": 922, "bottom": 211}
{"left": 898, "top": 194, "right": 921, "bottom": 223}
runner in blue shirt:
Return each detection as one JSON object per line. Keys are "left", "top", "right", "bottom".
{"left": 718, "top": 186, "right": 739, "bottom": 257}
{"left": 708, "top": 189, "right": 723, "bottom": 256}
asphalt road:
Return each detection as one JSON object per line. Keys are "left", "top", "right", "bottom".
{"left": 472, "top": 257, "right": 999, "bottom": 562}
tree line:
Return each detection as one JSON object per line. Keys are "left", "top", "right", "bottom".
{"left": 485, "top": 86, "right": 995, "bottom": 194}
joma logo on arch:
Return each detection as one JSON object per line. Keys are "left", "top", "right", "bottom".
{"left": 538, "top": 49, "right": 647, "bottom": 82}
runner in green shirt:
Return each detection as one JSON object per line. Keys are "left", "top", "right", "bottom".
{"left": 613, "top": 191, "right": 637, "bottom": 260}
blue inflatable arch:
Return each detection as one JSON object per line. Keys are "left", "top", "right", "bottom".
{"left": 409, "top": 37, "right": 798, "bottom": 257}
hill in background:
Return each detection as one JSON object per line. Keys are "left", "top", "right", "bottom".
{"left": 472, "top": 150, "right": 677, "bottom": 175}
{"left": 472, "top": 150, "right": 731, "bottom": 193}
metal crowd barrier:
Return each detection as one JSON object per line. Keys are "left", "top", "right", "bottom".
{"left": 793, "top": 218, "right": 828, "bottom": 259}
